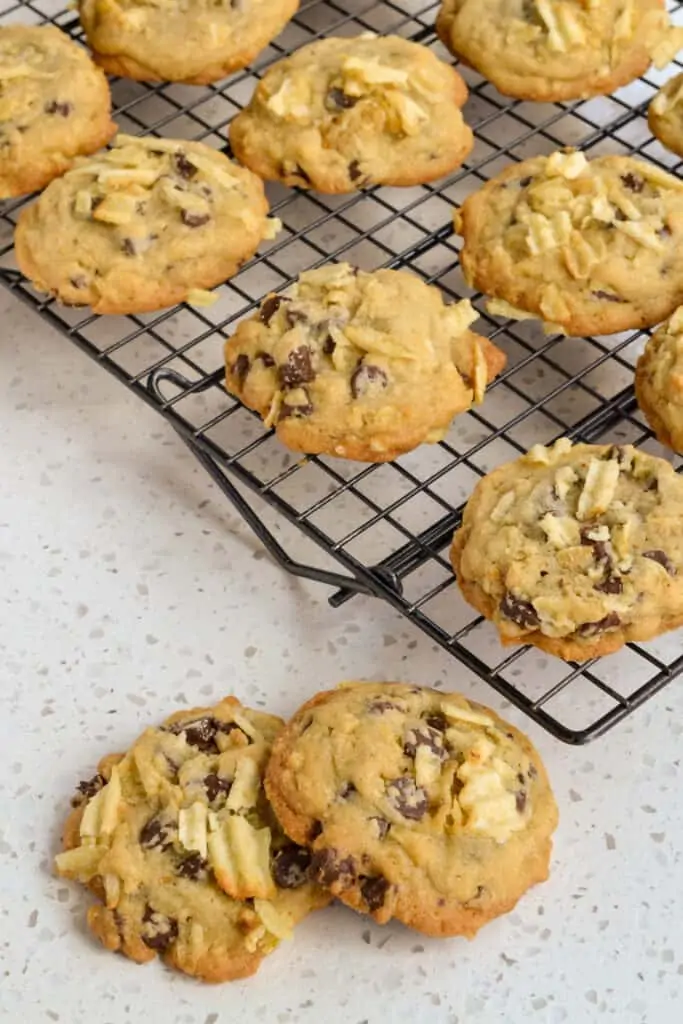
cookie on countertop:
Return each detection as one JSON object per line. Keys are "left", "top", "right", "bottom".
{"left": 55, "top": 696, "right": 329, "bottom": 982}
{"left": 0, "top": 25, "right": 115, "bottom": 199}
{"left": 224, "top": 263, "right": 506, "bottom": 462}
{"left": 436, "top": 0, "right": 681, "bottom": 102}
{"left": 455, "top": 150, "right": 683, "bottom": 338}
{"left": 14, "top": 133, "right": 279, "bottom": 315}
{"left": 229, "top": 34, "right": 473, "bottom": 193}
{"left": 451, "top": 439, "right": 683, "bottom": 660}
{"left": 265, "top": 681, "right": 557, "bottom": 937}
{"left": 648, "top": 72, "right": 683, "bottom": 158}
{"left": 635, "top": 307, "right": 683, "bottom": 452}
{"left": 78, "top": 0, "right": 298, "bottom": 84}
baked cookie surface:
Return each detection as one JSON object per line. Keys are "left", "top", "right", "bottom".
{"left": 635, "top": 307, "right": 683, "bottom": 452}
{"left": 55, "top": 696, "right": 329, "bottom": 982}
{"left": 14, "top": 134, "right": 277, "bottom": 314}
{"left": 451, "top": 439, "right": 683, "bottom": 660}
{"left": 455, "top": 150, "right": 683, "bottom": 337}
{"left": 436, "top": 0, "right": 678, "bottom": 102}
{"left": 0, "top": 25, "right": 115, "bottom": 199}
{"left": 224, "top": 263, "right": 506, "bottom": 462}
{"left": 229, "top": 34, "right": 473, "bottom": 193}
{"left": 78, "top": 0, "right": 298, "bottom": 84}
{"left": 265, "top": 681, "right": 557, "bottom": 937}
{"left": 649, "top": 72, "right": 683, "bottom": 158}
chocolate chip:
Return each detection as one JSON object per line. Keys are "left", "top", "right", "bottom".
{"left": 176, "top": 852, "right": 208, "bottom": 880}
{"left": 595, "top": 575, "right": 623, "bottom": 595}
{"left": 121, "top": 238, "right": 137, "bottom": 256}
{"left": 75, "top": 774, "right": 105, "bottom": 801}
{"left": 367, "top": 698, "right": 401, "bottom": 714}
{"left": 44, "top": 100, "right": 72, "bottom": 117}
{"left": 181, "top": 210, "right": 210, "bottom": 228}
{"left": 516, "top": 791, "right": 527, "bottom": 813}
{"left": 280, "top": 345, "right": 315, "bottom": 387}
{"left": 167, "top": 716, "right": 238, "bottom": 753}
{"left": 204, "top": 773, "right": 232, "bottom": 803}
{"left": 271, "top": 844, "right": 311, "bottom": 889}
{"left": 350, "top": 362, "right": 388, "bottom": 399}
{"left": 369, "top": 816, "right": 391, "bottom": 839}
{"left": 517, "top": 772, "right": 526, "bottom": 786}
{"left": 174, "top": 153, "right": 198, "bottom": 180}
{"left": 499, "top": 592, "right": 540, "bottom": 629}
{"left": 360, "top": 876, "right": 390, "bottom": 912}
{"left": 259, "top": 295, "right": 285, "bottom": 326}
{"left": 592, "top": 290, "right": 626, "bottom": 303}
{"left": 348, "top": 159, "right": 363, "bottom": 183}
{"left": 576, "top": 612, "right": 621, "bottom": 638}
{"left": 339, "top": 782, "right": 357, "bottom": 798}
{"left": 256, "top": 351, "right": 275, "bottom": 368}
{"left": 310, "top": 849, "right": 356, "bottom": 888}
{"left": 385, "top": 777, "right": 428, "bottom": 821}
{"left": 403, "top": 726, "right": 446, "bottom": 761}
{"left": 141, "top": 905, "right": 179, "bottom": 951}
{"left": 621, "top": 172, "right": 644, "bottom": 193}
{"left": 326, "top": 87, "right": 358, "bottom": 110}
{"left": 308, "top": 820, "right": 323, "bottom": 841}
{"left": 643, "top": 550, "right": 676, "bottom": 575}
{"left": 232, "top": 353, "right": 250, "bottom": 385}
{"left": 322, "top": 333, "right": 336, "bottom": 356}
{"left": 279, "top": 396, "right": 314, "bottom": 419}
{"left": 423, "top": 711, "right": 449, "bottom": 733}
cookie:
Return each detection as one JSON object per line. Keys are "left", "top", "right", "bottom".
{"left": 451, "top": 439, "right": 683, "bottom": 660}
{"left": 635, "top": 307, "right": 683, "bottom": 452}
{"left": 224, "top": 264, "right": 506, "bottom": 462}
{"left": 648, "top": 72, "right": 683, "bottom": 158}
{"left": 14, "top": 133, "right": 279, "bottom": 315}
{"left": 436, "top": 0, "right": 681, "bottom": 102}
{"left": 78, "top": 0, "right": 298, "bottom": 84}
{"left": 55, "top": 696, "right": 329, "bottom": 982}
{"left": 0, "top": 25, "right": 115, "bottom": 199}
{"left": 455, "top": 150, "right": 683, "bottom": 338}
{"left": 265, "top": 681, "right": 557, "bottom": 937}
{"left": 229, "top": 34, "right": 473, "bottom": 192}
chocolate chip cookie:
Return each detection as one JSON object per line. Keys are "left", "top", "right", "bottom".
{"left": 224, "top": 263, "right": 506, "bottom": 462}
{"left": 55, "top": 696, "right": 329, "bottom": 982}
{"left": 265, "top": 681, "right": 557, "bottom": 937}
{"left": 14, "top": 134, "right": 279, "bottom": 314}
{"left": 648, "top": 72, "right": 683, "bottom": 158}
{"left": 78, "top": 0, "right": 298, "bottom": 84}
{"left": 455, "top": 150, "right": 683, "bottom": 337}
{"left": 0, "top": 25, "right": 115, "bottom": 199}
{"left": 635, "top": 307, "right": 683, "bottom": 453}
{"left": 229, "top": 34, "right": 473, "bottom": 192}
{"left": 436, "top": 0, "right": 681, "bottom": 102}
{"left": 451, "top": 439, "right": 683, "bottom": 660}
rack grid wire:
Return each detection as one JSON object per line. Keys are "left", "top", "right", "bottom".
{"left": 2, "top": 0, "right": 683, "bottom": 744}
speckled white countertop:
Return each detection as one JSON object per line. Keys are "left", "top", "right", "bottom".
{"left": 1, "top": 284, "right": 682, "bottom": 1024}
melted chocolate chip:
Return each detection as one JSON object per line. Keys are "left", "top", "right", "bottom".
{"left": 621, "top": 172, "right": 644, "bottom": 193}
{"left": 576, "top": 612, "right": 621, "bottom": 638}
{"left": 516, "top": 791, "right": 527, "bottom": 813}
{"left": 44, "top": 100, "right": 72, "bottom": 117}
{"left": 385, "top": 777, "right": 428, "bottom": 821}
{"left": 367, "top": 698, "right": 401, "bottom": 714}
{"left": 167, "top": 716, "right": 240, "bottom": 754}
{"left": 369, "top": 816, "right": 391, "bottom": 839}
{"left": 327, "top": 87, "right": 358, "bottom": 110}
{"left": 139, "top": 816, "right": 174, "bottom": 851}
{"left": 403, "top": 726, "right": 446, "bottom": 761}
{"left": 339, "top": 782, "right": 357, "bottom": 799}
{"left": 592, "top": 290, "right": 626, "bottom": 303}
{"left": 279, "top": 396, "right": 314, "bottom": 419}
{"left": 500, "top": 592, "right": 540, "bottom": 629}
{"left": 360, "top": 876, "right": 390, "bottom": 912}
{"left": 322, "top": 333, "right": 336, "bottom": 356}
{"left": 423, "top": 711, "right": 448, "bottom": 733}
{"left": 643, "top": 549, "right": 676, "bottom": 575}
{"left": 174, "top": 153, "right": 198, "bottom": 180}
{"left": 232, "top": 353, "right": 250, "bottom": 385}
{"left": 75, "top": 774, "right": 105, "bottom": 801}
{"left": 259, "top": 294, "right": 285, "bottom": 326}
{"left": 348, "top": 159, "right": 363, "bottom": 183}
{"left": 272, "top": 844, "right": 311, "bottom": 889}
{"left": 311, "top": 848, "right": 356, "bottom": 888}
{"left": 204, "top": 773, "right": 232, "bottom": 803}
{"left": 280, "top": 346, "right": 315, "bottom": 387}
{"left": 350, "top": 362, "right": 388, "bottom": 399}
{"left": 141, "top": 905, "right": 179, "bottom": 951}
{"left": 595, "top": 576, "right": 623, "bottom": 595}
{"left": 256, "top": 351, "right": 275, "bottom": 368}
{"left": 176, "top": 852, "right": 208, "bottom": 880}
{"left": 181, "top": 210, "right": 210, "bottom": 228}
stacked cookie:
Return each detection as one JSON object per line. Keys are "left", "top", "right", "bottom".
{"left": 55, "top": 682, "right": 558, "bottom": 982}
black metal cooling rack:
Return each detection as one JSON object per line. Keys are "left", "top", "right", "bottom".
{"left": 2, "top": 0, "right": 683, "bottom": 744}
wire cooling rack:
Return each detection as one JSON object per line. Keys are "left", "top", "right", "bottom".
{"left": 2, "top": 0, "right": 683, "bottom": 743}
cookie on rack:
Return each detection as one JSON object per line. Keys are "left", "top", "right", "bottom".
{"left": 265, "top": 681, "right": 557, "bottom": 937}
{"left": 635, "top": 307, "right": 683, "bottom": 452}
{"left": 224, "top": 263, "right": 506, "bottom": 462}
{"left": 436, "top": 0, "right": 681, "bottom": 103}
{"left": 454, "top": 150, "right": 683, "bottom": 337}
{"left": 0, "top": 25, "right": 115, "bottom": 199}
{"left": 14, "top": 134, "right": 279, "bottom": 315}
{"left": 229, "top": 34, "right": 473, "bottom": 192}
{"left": 451, "top": 439, "right": 683, "bottom": 660}
{"left": 78, "top": 0, "right": 298, "bottom": 84}
{"left": 648, "top": 72, "right": 683, "bottom": 158}
{"left": 55, "top": 696, "right": 329, "bottom": 982}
